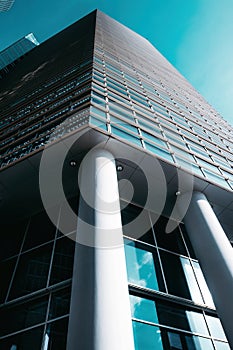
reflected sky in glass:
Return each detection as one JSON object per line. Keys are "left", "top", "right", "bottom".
{"left": 124, "top": 241, "right": 159, "bottom": 290}
{"left": 133, "top": 321, "right": 163, "bottom": 350}
{"left": 130, "top": 295, "right": 158, "bottom": 324}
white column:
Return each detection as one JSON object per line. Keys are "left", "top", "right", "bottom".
{"left": 66, "top": 148, "right": 135, "bottom": 350}
{"left": 179, "top": 191, "right": 233, "bottom": 348}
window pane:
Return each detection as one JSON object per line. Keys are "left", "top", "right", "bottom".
{"left": 153, "top": 215, "right": 187, "bottom": 255}
{"left": 23, "top": 211, "right": 56, "bottom": 251}
{"left": 214, "top": 341, "right": 231, "bottom": 350}
{"left": 167, "top": 331, "right": 182, "bottom": 349}
{"left": 0, "top": 257, "right": 16, "bottom": 303}
{"left": 48, "top": 287, "right": 71, "bottom": 320}
{"left": 130, "top": 295, "right": 158, "bottom": 323}
{"left": 192, "top": 261, "right": 215, "bottom": 308}
{"left": 1, "top": 221, "right": 26, "bottom": 260}
{"left": 157, "top": 302, "right": 209, "bottom": 336}
{"left": 0, "top": 326, "right": 44, "bottom": 350}
{"left": 144, "top": 141, "right": 174, "bottom": 162}
{"left": 205, "top": 315, "right": 227, "bottom": 341}
{"left": 50, "top": 237, "right": 75, "bottom": 285}
{"left": 9, "top": 243, "right": 52, "bottom": 299}
{"left": 111, "top": 125, "right": 141, "bottom": 147}
{"left": 0, "top": 296, "right": 48, "bottom": 336}
{"left": 124, "top": 239, "right": 165, "bottom": 291}
{"left": 186, "top": 335, "right": 214, "bottom": 350}
{"left": 180, "top": 257, "right": 203, "bottom": 304}
{"left": 160, "top": 250, "right": 199, "bottom": 301}
{"left": 162, "top": 329, "right": 215, "bottom": 350}
{"left": 44, "top": 317, "right": 69, "bottom": 350}
{"left": 133, "top": 321, "right": 164, "bottom": 350}
{"left": 121, "top": 203, "right": 154, "bottom": 244}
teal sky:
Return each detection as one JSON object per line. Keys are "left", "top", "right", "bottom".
{"left": 1, "top": 0, "right": 233, "bottom": 125}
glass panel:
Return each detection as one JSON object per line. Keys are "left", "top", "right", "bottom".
{"left": 186, "top": 335, "right": 214, "bottom": 350}
{"left": 111, "top": 116, "right": 137, "bottom": 133}
{"left": 0, "top": 257, "right": 16, "bottom": 303}
{"left": 1, "top": 220, "right": 26, "bottom": 260}
{"left": 141, "top": 131, "right": 166, "bottom": 147}
{"left": 175, "top": 156, "right": 204, "bottom": 177}
{"left": 124, "top": 239, "right": 165, "bottom": 291}
{"left": 121, "top": 203, "right": 154, "bottom": 244}
{"left": 130, "top": 295, "right": 158, "bottom": 323}
{"left": 192, "top": 261, "right": 215, "bottom": 308}
{"left": 202, "top": 169, "right": 229, "bottom": 188}
{"left": 89, "top": 116, "right": 107, "bottom": 131}
{"left": 167, "top": 331, "right": 182, "bottom": 349}
{"left": 43, "top": 317, "right": 69, "bottom": 350}
{"left": 205, "top": 315, "right": 227, "bottom": 341}
{"left": 9, "top": 243, "right": 52, "bottom": 299}
{"left": 133, "top": 321, "right": 164, "bottom": 350}
{"left": 50, "top": 237, "right": 75, "bottom": 285}
{"left": 23, "top": 211, "right": 56, "bottom": 251}
{"left": 48, "top": 286, "right": 71, "bottom": 320}
{"left": 0, "top": 326, "right": 44, "bottom": 350}
{"left": 153, "top": 215, "right": 187, "bottom": 255}
{"left": 157, "top": 302, "right": 209, "bottom": 336}
{"left": 180, "top": 224, "right": 196, "bottom": 259}
{"left": 162, "top": 329, "right": 214, "bottom": 350}
{"left": 0, "top": 296, "right": 48, "bottom": 336}
{"left": 144, "top": 141, "right": 174, "bottom": 162}
{"left": 180, "top": 257, "right": 204, "bottom": 304}
{"left": 160, "top": 250, "right": 199, "bottom": 301}
{"left": 214, "top": 341, "right": 231, "bottom": 350}
{"left": 111, "top": 125, "right": 142, "bottom": 147}
{"left": 90, "top": 106, "right": 106, "bottom": 119}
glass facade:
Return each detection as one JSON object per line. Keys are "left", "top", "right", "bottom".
{"left": 0, "top": 9, "right": 232, "bottom": 349}
{"left": 0, "top": 201, "right": 76, "bottom": 349}
{"left": 90, "top": 11, "right": 233, "bottom": 191}
{"left": 122, "top": 201, "right": 229, "bottom": 349}
{"left": 0, "top": 198, "right": 229, "bottom": 349}
{"left": 0, "top": 33, "right": 39, "bottom": 75}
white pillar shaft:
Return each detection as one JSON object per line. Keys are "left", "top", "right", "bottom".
{"left": 180, "top": 191, "right": 233, "bottom": 348}
{"left": 66, "top": 149, "right": 134, "bottom": 350}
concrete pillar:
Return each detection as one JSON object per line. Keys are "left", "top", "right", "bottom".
{"left": 179, "top": 191, "right": 233, "bottom": 348}
{"left": 66, "top": 148, "right": 134, "bottom": 350}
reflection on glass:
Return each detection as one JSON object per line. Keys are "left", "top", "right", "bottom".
{"left": 133, "top": 321, "right": 164, "bottom": 350}
{"left": 0, "top": 326, "right": 44, "bottom": 350}
{"left": 180, "top": 257, "right": 203, "bottom": 304}
{"left": 0, "top": 296, "right": 48, "bottom": 336}
{"left": 48, "top": 287, "right": 71, "bottom": 320}
{"left": 9, "top": 244, "right": 52, "bottom": 300}
{"left": 157, "top": 302, "right": 209, "bottom": 336}
{"left": 153, "top": 215, "right": 187, "bottom": 255}
{"left": 44, "top": 317, "right": 68, "bottom": 350}
{"left": 167, "top": 332, "right": 182, "bottom": 349}
{"left": 192, "top": 261, "right": 215, "bottom": 308}
{"left": 130, "top": 295, "right": 158, "bottom": 323}
{"left": 188, "top": 335, "right": 214, "bottom": 350}
{"left": 165, "top": 330, "right": 214, "bottom": 350}
{"left": 214, "top": 341, "right": 231, "bottom": 350}
{"left": 205, "top": 315, "right": 227, "bottom": 341}
{"left": 0, "top": 257, "right": 16, "bottom": 303}
{"left": 50, "top": 237, "right": 75, "bottom": 285}
{"left": 111, "top": 125, "right": 141, "bottom": 147}
{"left": 160, "top": 250, "right": 193, "bottom": 300}
{"left": 124, "top": 240, "right": 161, "bottom": 291}
{"left": 42, "top": 333, "right": 49, "bottom": 350}
{"left": 185, "top": 310, "right": 209, "bottom": 336}
{"left": 23, "top": 211, "right": 56, "bottom": 251}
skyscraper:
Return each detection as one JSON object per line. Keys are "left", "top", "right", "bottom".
{"left": 0, "top": 33, "right": 39, "bottom": 77}
{"left": 0, "top": 10, "right": 233, "bottom": 350}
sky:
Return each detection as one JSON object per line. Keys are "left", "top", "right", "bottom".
{"left": 0, "top": 0, "right": 233, "bottom": 126}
